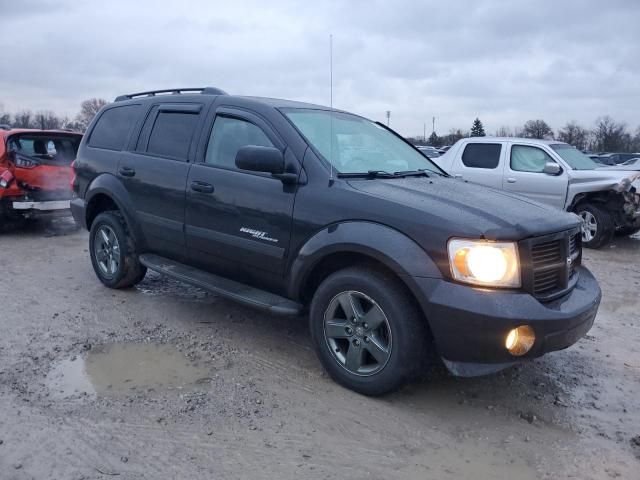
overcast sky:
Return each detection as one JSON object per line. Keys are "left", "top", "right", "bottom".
{"left": 1, "top": 0, "right": 638, "bottom": 136}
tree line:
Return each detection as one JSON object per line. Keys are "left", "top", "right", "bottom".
{"left": 2, "top": 100, "right": 639, "bottom": 154}
{"left": 0, "top": 99, "right": 107, "bottom": 133}
{"left": 409, "top": 116, "right": 640, "bottom": 153}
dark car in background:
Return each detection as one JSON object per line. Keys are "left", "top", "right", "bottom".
{"left": 595, "top": 152, "right": 640, "bottom": 165}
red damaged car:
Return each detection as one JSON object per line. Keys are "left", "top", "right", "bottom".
{"left": 0, "top": 126, "right": 82, "bottom": 226}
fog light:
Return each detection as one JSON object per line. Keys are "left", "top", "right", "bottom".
{"left": 505, "top": 325, "right": 535, "bottom": 356}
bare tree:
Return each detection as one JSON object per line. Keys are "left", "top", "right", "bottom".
{"left": 592, "top": 116, "right": 629, "bottom": 152}
{"left": 495, "top": 126, "right": 513, "bottom": 137}
{"left": 0, "top": 103, "right": 10, "bottom": 126}
{"left": 558, "top": 121, "right": 589, "bottom": 150}
{"left": 13, "top": 110, "right": 34, "bottom": 128}
{"left": 522, "top": 119, "right": 553, "bottom": 139}
{"left": 632, "top": 127, "right": 640, "bottom": 153}
{"left": 75, "top": 98, "right": 108, "bottom": 132}
{"left": 34, "top": 111, "right": 63, "bottom": 130}
{"left": 441, "top": 128, "right": 467, "bottom": 145}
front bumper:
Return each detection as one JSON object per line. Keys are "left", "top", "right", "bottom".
{"left": 414, "top": 266, "right": 601, "bottom": 376}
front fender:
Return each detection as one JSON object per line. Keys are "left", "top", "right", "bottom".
{"left": 85, "top": 174, "right": 146, "bottom": 249}
{"left": 287, "top": 221, "right": 442, "bottom": 300}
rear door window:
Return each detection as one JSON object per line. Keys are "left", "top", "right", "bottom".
{"left": 89, "top": 105, "right": 140, "bottom": 151}
{"left": 511, "top": 145, "right": 555, "bottom": 172}
{"left": 146, "top": 111, "right": 200, "bottom": 161}
{"left": 461, "top": 143, "right": 502, "bottom": 169}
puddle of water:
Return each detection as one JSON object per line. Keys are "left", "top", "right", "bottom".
{"left": 47, "top": 343, "right": 211, "bottom": 398}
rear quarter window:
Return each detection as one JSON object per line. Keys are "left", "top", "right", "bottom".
{"left": 461, "top": 143, "right": 502, "bottom": 169}
{"left": 89, "top": 105, "right": 141, "bottom": 151}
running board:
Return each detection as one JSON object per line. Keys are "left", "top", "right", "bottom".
{"left": 139, "top": 254, "right": 303, "bottom": 316}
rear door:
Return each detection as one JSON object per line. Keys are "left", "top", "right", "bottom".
{"left": 449, "top": 142, "right": 505, "bottom": 189}
{"left": 185, "top": 107, "right": 297, "bottom": 284}
{"left": 118, "top": 103, "right": 203, "bottom": 260}
{"left": 503, "top": 143, "right": 568, "bottom": 208}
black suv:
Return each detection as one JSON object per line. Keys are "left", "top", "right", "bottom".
{"left": 71, "top": 87, "right": 601, "bottom": 395}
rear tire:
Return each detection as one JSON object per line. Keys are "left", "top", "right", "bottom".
{"left": 576, "top": 203, "right": 614, "bottom": 249}
{"left": 309, "top": 266, "right": 431, "bottom": 396}
{"left": 89, "top": 211, "right": 146, "bottom": 288}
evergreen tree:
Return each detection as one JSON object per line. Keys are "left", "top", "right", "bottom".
{"left": 470, "top": 118, "right": 486, "bottom": 137}
{"left": 427, "top": 131, "right": 441, "bottom": 147}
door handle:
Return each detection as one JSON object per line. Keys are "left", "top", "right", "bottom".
{"left": 506, "top": 177, "right": 516, "bottom": 183}
{"left": 118, "top": 166, "right": 136, "bottom": 177}
{"left": 190, "top": 181, "right": 214, "bottom": 194}
{"left": 453, "top": 173, "right": 463, "bottom": 178}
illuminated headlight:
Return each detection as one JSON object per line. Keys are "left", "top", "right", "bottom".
{"left": 448, "top": 239, "right": 521, "bottom": 288}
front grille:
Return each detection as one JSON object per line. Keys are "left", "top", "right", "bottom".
{"left": 531, "top": 239, "right": 563, "bottom": 295}
{"left": 523, "top": 227, "right": 582, "bottom": 300}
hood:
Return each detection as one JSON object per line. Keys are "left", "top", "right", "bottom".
{"left": 348, "top": 175, "right": 580, "bottom": 240}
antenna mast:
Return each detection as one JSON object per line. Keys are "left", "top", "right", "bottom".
{"left": 329, "top": 34, "right": 334, "bottom": 183}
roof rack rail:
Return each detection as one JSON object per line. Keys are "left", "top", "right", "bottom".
{"left": 0, "top": 124, "right": 11, "bottom": 130}
{"left": 114, "top": 87, "right": 228, "bottom": 102}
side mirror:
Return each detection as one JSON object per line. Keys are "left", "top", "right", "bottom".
{"left": 235, "top": 145, "right": 285, "bottom": 175}
{"left": 543, "top": 161, "right": 561, "bottom": 175}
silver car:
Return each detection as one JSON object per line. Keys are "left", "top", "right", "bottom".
{"left": 434, "top": 137, "right": 640, "bottom": 248}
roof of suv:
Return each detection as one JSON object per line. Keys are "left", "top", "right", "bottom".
{"left": 457, "top": 137, "right": 566, "bottom": 146}
{"left": 112, "top": 87, "right": 336, "bottom": 112}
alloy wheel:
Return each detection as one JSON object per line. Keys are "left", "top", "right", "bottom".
{"left": 94, "top": 225, "right": 121, "bottom": 278}
{"left": 323, "top": 290, "right": 392, "bottom": 376}
{"left": 579, "top": 211, "right": 598, "bottom": 242}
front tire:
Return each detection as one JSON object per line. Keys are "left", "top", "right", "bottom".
{"left": 89, "top": 211, "right": 146, "bottom": 288}
{"left": 309, "top": 266, "right": 431, "bottom": 396}
{"left": 576, "top": 203, "right": 614, "bottom": 249}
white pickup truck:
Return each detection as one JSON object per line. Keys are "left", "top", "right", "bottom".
{"left": 433, "top": 137, "right": 640, "bottom": 248}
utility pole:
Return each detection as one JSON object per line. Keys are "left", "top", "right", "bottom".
{"left": 432, "top": 116, "right": 435, "bottom": 134}
{"left": 423, "top": 123, "right": 426, "bottom": 142}
{"left": 386, "top": 110, "right": 391, "bottom": 126}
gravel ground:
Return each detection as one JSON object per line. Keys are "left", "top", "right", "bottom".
{"left": 0, "top": 218, "right": 638, "bottom": 479}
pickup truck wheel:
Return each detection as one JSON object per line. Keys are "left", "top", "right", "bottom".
{"left": 309, "top": 266, "right": 429, "bottom": 396}
{"left": 577, "top": 204, "right": 614, "bottom": 249}
{"left": 89, "top": 211, "right": 146, "bottom": 288}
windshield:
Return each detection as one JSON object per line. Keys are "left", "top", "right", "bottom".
{"left": 283, "top": 109, "right": 442, "bottom": 175}
{"left": 550, "top": 144, "right": 599, "bottom": 170}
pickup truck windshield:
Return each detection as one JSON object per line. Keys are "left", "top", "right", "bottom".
{"left": 283, "top": 109, "right": 441, "bottom": 175}
{"left": 550, "top": 144, "right": 599, "bottom": 170}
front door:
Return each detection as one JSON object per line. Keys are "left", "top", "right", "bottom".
{"left": 503, "top": 143, "right": 568, "bottom": 209}
{"left": 185, "top": 108, "right": 298, "bottom": 286}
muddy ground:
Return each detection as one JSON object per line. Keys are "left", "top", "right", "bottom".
{"left": 0, "top": 218, "right": 638, "bottom": 479}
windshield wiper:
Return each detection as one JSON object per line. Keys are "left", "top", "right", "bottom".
{"left": 393, "top": 169, "right": 431, "bottom": 178}
{"left": 337, "top": 170, "right": 396, "bottom": 178}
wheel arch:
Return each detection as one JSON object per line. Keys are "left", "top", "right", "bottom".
{"left": 288, "top": 222, "right": 442, "bottom": 317}
{"left": 84, "top": 174, "right": 146, "bottom": 249}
